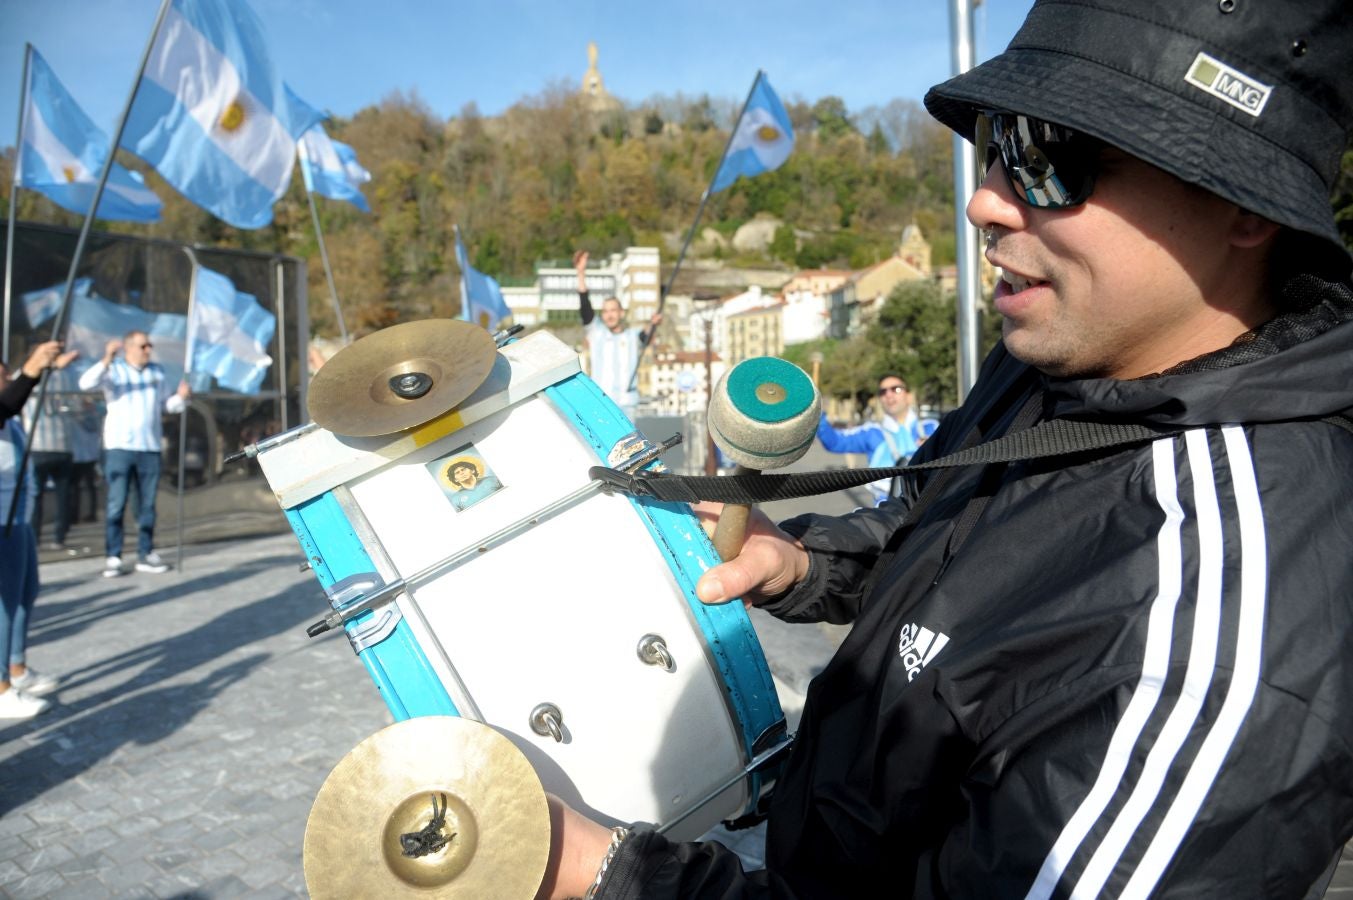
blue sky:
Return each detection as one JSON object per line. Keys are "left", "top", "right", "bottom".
{"left": 1, "top": 0, "right": 1034, "bottom": 142}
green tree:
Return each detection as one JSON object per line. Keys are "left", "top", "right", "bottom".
{"left": 769, "top": 225, "right": 797, "bottom": 265}
{"left": 811, "top": 96, "right": 856, "bottom": 141}
{"left": 866, "top": 122, "right": 891, "bottom": 156}
{"left": 867, "top": 280, "right": 959, "bottom": 407}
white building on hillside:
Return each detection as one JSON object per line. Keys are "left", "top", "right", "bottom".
{"left": 502, "top": 285, "right": 543, "bottom": 326}
{"left": 780, "top": 269, "right": 850, "bottom": 345}
{"left": 532, "top": 247, "right": 661, "bottom": 324}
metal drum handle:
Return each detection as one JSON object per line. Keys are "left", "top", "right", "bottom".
{"left": 530, "top": 703, "right": 564, "bottom": 742}
{"left": 637, "top": 634, "right": 675, "bottom": 672}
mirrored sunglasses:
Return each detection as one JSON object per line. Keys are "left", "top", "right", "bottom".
{"left": 975, "top": 111, "right": 1100, "bottom": 209}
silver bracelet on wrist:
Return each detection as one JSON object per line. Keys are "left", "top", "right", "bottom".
{"left": 582, "top": 826, "right": 630, "bottom": 900}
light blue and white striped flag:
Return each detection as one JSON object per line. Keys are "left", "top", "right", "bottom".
{"left": 20, "top": 277, "right": 95, "bottom": 329}
{"left": 298, "top": 124, "right": 371, "bottom": 212}
{"left": 186, "top": 266, "right": 275, "bottom": 394}
{"left": 453, "top": 226, "right": 510, "bottom": 332}
{"left": 709, "top": 72, "right": 795, "bottom": 194}
{"left": 18, "top": 48, "right": 162, "bottom": 222}
{"left": 64, "top": 293, "right": 189, "bottom": 387}
{"left": 121, "top": 0, "right": 324, "bottom": 229}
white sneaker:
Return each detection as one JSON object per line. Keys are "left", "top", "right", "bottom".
{"left": 102, "top": 556, "right": 126, "bottom": 578}
{"left": 9, "top": 668, "right": 57, "bottom": 697}
{"left": 135, "top": 551, "right": 170, "bottom": 574}
{"left": 0, "top": 687, "right": 49, "bottom": 719}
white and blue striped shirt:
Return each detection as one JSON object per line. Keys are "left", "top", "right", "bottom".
{"left": 78, "top": 359, "right": 184, "bottom": 452}
{"left": 585, "top": 320, "right": 642, "bottom": 410}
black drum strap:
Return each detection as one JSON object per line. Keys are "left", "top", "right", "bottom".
{"left": 593, "top": 416, "right": 1353, "bottom": 506}
{"left": 591, "top": 417, "right": 1184, "bottom": 505}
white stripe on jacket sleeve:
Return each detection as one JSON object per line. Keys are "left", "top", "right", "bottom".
{"left": 1119, "top": 426, "right": 1267, "bottom": 899}
{"left": 1025, "top": 436, "right": 1188, "bottom": 900}
{"left": 1027, "top": 428, "right": 1266, "bottom": 898}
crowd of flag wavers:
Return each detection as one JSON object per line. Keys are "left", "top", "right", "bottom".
{"left": 3, "top": 0, "right": 804, "bottom": 722}
{"left": 7, "top": 0, "right": 800, "bottom": 377}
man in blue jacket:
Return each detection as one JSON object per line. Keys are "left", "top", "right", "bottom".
{"left": 815, "top": 373, "right": 919, "bottom": 505}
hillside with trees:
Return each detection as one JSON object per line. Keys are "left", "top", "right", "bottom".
{"left": 2, "top": 86, "right": 959, "bottom": 338}
{"left": 5, "top": 87, "right": 1350, "bottom": 409}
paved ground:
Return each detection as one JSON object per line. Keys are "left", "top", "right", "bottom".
{"left": 4, "top": 437, "right": 1350, "bottom": 898}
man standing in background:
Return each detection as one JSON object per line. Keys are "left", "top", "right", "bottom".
{"left": 78, "top": 331, "right": 189, "bottom": 578}
{"left": 574, "top": 250, "right": 661, "bottom": 422}
{"left": 815, "top": 373, "right": 920, "bottom": 505}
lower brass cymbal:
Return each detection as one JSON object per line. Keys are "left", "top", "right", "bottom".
{"left": 308, "top": 319, "right": 497, "bottom": 437}
{"left": 303, "top": 716, "right": 550, "bottom": 900}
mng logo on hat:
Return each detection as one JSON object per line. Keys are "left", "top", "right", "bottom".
{"left": 1184, "top": 51, "right": 1272, "bottom": 117}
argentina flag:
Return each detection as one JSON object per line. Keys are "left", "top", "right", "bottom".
{"left": 454, "top": 226, "right": 510, "bottom": 332}
{"left": 20, "top": 277, "right": 95, "bottom": 329}
{"left": 298, "top": 124, "right": 372, "bottom": 212}
{"left": 709, "top": 72, "right": 795, "bottom": 194}
{"left": 121, "top": 0, "right": 324, "bottom": 229}
{"left": 64, "top": 292, "right": 190, "bottom": 386}
{"left": 18, "top": 48, "right": 162, "bottom": 223}
{"left": 186, "top": 266, "right": 275, "bottom": 394}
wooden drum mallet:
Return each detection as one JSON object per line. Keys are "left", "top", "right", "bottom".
{"left": 707, "top": 357, "right": 821, "bottom": 562}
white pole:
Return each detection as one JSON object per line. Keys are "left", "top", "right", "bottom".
{"left": 949, "top": 0, "right": 982, "bottom": 402}
{"left": 176, "top": 247, "right": 199, "bottom": 574}
{"left": 304, "top": 185, "right": 348, "bottom": 343}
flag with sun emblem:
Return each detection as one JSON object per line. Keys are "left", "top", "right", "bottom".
{"left": 16, "top": 48, "right": 162, "bottom": 222}
{"left": 709, "top": 71, "right": 796, "bottom": 194}
{"left": 120, "top": 0, "right": 323, "bottom": 229}
{"left": 454, "top": 226, "right": 511, "bottom": 333}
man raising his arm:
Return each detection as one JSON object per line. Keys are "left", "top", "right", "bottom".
{"left": 78, "top": 331, "right": 189, "bottom": 578}
{"left": 574, "top": 250, "right": 661, "bottom": 423}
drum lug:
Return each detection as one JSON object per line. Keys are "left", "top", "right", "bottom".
{"left": 346, "top": 604, "right": 403, "bottom": 653}
{"left": 530, "top": 703, "right": 565, "bottom": 742}
{"left": 324, "top": 570, "right": 384, "bottom": 608}
{"left": 636, "top": 634, "right": 675, "bottom": 672}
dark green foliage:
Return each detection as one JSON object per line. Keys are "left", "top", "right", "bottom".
{"left": 770, "top": 225, "right": 797, "bottom": 264}
{"left": 867, "top": 279, "right": 960, "bottom": 408}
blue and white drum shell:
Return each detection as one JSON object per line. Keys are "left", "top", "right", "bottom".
{"left": 258, "top": 331, "right": 785, "bottom": 840}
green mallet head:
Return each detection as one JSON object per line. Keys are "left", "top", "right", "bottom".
{"left": 708, "top": 357, "right": 820, "bottom": 471}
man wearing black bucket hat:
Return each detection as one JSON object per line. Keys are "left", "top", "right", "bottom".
{"left": 539, "top": 2, "right": 1353, "bottom": 897}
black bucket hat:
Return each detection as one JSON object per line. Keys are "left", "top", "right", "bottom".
{"left": 924, "top": 0, "right": 1353, "bottom": 271}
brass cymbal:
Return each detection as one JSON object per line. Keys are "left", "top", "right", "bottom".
{"left": 308, "top": 319, "right": 497, "bottom": 437}
{"left": 303, "top": 716, "right": 550, "bottom": 900}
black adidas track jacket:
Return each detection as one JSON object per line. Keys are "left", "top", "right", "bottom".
{"left": 598, "top": 277, "right": 1353, "bottom": 899}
